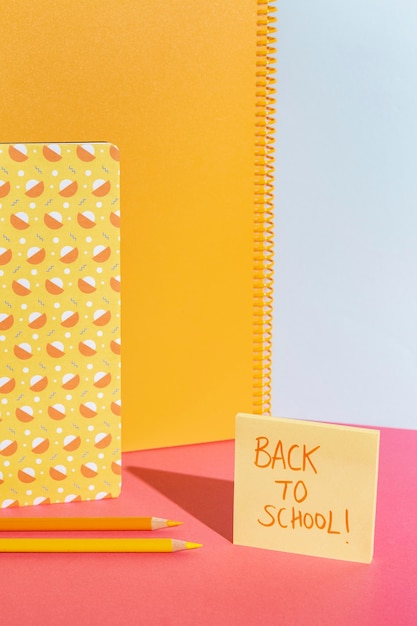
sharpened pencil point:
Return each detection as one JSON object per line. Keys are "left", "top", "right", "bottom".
{"left": 166, "top": 520, "right": 183, "bottom": 527}
{"left": 185, "top": 542, "right": 203, "bottom": 550}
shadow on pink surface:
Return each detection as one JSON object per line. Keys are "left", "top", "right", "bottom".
{"left": 126, "top": 466, "right": 234, "bottom": 542}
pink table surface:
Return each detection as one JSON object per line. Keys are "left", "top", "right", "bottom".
{"left": 0, "top": 426, "right": 415, "bottom": 626}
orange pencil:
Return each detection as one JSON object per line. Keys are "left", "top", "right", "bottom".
{"left": 0, "top": 517, "right": 182, "bottom": 532}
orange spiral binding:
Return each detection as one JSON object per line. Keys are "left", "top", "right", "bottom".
{"left": 253, "top": 0, "right": 276, "bottom": 414}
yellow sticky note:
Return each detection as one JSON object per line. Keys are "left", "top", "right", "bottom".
{"left": 234, "top": 413, "right": 380, "bottom": 563}
{"left": 0, "top": 142, "right": 121, "bottom": 507}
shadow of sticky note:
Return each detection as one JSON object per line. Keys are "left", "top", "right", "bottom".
{"left": 126, "top": 466, "right": 234, "bottom": 542}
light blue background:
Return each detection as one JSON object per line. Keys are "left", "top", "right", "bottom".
{"left": 272, "top": 0, "right": 417, "bottom": 428}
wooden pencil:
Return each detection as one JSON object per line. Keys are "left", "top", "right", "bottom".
{"left": 0, "top": 517, "right": 182, "bottom": 531}
{"left": 0, "top": 538, "right": 202, "bottom": 553}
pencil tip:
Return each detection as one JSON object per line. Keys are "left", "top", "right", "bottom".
{"left": 185, "top": 542, "right": 203, "bottom": 550}
{"left": 167, "top": 520, "right": 183, "bottom": 527}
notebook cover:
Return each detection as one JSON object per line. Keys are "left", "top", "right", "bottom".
{"left": 0, "top": 142, "right": 121, "bottom": 507}
{"left": 0, "top": 1, "right": 275, "bottom": 451}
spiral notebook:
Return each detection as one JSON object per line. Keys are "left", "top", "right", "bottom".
{"left": 0, "top": 142, "right": 121, "bottom": 507}
{"left": 1, "top": 1, "right": 275, "bottom": 452}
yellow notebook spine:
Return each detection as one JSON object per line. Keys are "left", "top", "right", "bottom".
{"left": 253, "top": 1, "right": 276, "bottom": 414}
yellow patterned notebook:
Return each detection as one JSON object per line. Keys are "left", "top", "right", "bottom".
{"left": 0, "top": 142, "right": 121, "bottom": 507}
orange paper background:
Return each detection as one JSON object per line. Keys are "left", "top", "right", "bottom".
{"left": 0, "top": 1, "right": 267, "bottom": 450}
